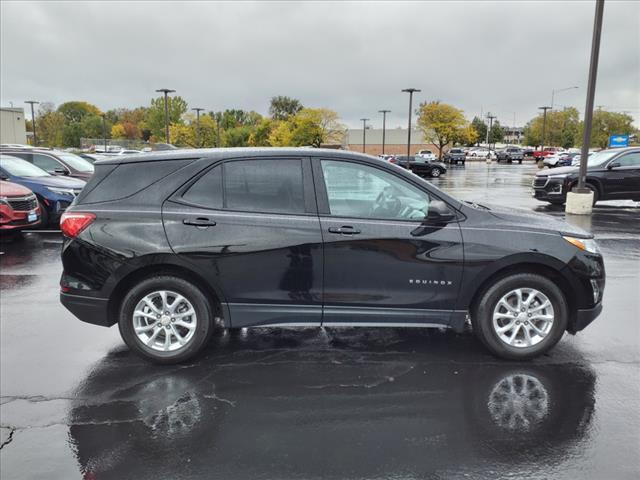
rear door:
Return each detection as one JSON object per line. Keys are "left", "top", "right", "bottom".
{"left": 162, "top": 156, "right": 324, "bottom": 327}
{"left": 603, "top": 152, "right": 640, "bottom": 199}
{"left": 314, "top": 158, "right": 464, "bottom": 326}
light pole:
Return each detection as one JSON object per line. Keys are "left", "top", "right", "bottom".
{"left": 25, "top": 100, "right": 39, "bottom": 146}
{"left": 378, "top": 110, "right": 390, "bottom": 155}
{"left": 551, "top": 86, "right": 578, "bottom": 110}
{"left": 485, "top": 113, "right": 496, "bottom": 147}
{"left": 568, "top": 0, "right": 605, "bottom": 215}
{"left": 192, "top": 107, "right": 204, "bottom": 147}
{"left": 155, "top": 88, "right": 175, "bottom": 143}
{"left": 538, "top": 106, "right": 552, "bottom": 153}
{"left": 402, "top": 88, "right": 421, "bottom": 158}
{"left": 360, "top": 118, "right": 369, "bottom": 153}
{"left": 101, "top": 114, "right": 107, "bottom": 152}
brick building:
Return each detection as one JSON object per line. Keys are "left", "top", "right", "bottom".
{"left": 344, "top": 128, "right": 440, "bottom": 156}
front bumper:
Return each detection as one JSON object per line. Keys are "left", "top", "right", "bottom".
{"left": 570, "top": 302, "right": 603, "bottom": 333}
{"left": 0, "top": 205, "right": 41, "bottom": 230}
{"left": 60, "top": 292, "right": 112, "bottom": 327}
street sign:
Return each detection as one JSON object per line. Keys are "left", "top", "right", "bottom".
{"left": 608, "top": 134, "right": 629, "bottom": 148}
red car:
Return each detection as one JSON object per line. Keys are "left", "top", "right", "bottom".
{"left": 532, "top": 147, "right": 562, "bottom": 159}
{"left": 0, "top": 180, "right": 41, "bottom": 232}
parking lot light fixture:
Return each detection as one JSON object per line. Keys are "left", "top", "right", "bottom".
{"left": 25, "top": 100, "right": 39, "bottom": 146}
{"left": 360, "top": 118, "right": 370, "bottom": 153}
{"left": 192, "top": 108, "right": 204, "bottom": 147}
{"left": 378, "top": 110, "right": 390, "bottom": 155}
{"left": 155, "top": 88, "right": 176, "bottom": 143}
{"left": 551, "top": 86, "right": 579, "bottom": 110}
{"left": 402, "top": 88, "right": 421, "bottom": 158}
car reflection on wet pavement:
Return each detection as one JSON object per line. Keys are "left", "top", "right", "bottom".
{"left": 1, "top": 162, "right": 639, "bottom": 480}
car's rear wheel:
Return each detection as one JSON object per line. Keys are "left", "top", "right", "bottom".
{"left": 118, "top": 275, "right": 214, "bottom": 364}
{"left": 431, "top": 168, "right": 442, "bottom": 177}
{"left": 472, "top": 273, "right": 568, "bottom": 360}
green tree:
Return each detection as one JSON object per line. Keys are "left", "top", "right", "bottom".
{"left": 417, "top": 101, "right": 469, "bottom": 160}
{"left": 249, "top": 118, "right": 276, "bottom": 146}
{"left": 37, "top": 103, "right": 65, "bottom": 147}
{"left": 523, "top": 108, "right": 580, "bottom": 148}
{"left": 584, "top": 110, "right": 635, "bottom": 149}
{"left": 489, "top": 120, "right": 505, "bottom": 144}
{"left": 269, "top": 96, "right": 303, "bottom": 120}
{"left": 80, "top": 115, "right": 110, "bottom": 140}
{"left": 470, "top": 117, "right": 487, "bottom": 145}
{"left": 62, "top": 122, "right": 83, "bottom": 148}
{"left": 224, "top": 126, "right": 253, "bottom": 147}
{"left": 267, "top": 108, "right": 345, "bottom": 147}
{"left": 145, "top": 95, "right": 188, "bottom": 141}
{"left": 57, "top": 101, "right": 101, "bottom": 123}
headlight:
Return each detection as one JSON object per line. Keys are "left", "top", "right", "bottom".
{"left": 0, "top": 195, "right": 8, "bottom": 206}
{"left": 563, "top": 236, "right": 601, "bottom": 254}
{"left": 46, "top": 187, "right": 76, "bottom": 196}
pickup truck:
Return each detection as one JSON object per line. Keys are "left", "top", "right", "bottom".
{"left": 495, "top": 147, "right": 524, "bottom": 164}
{"left": 443, "top": 148, "right": 466, "bottom": 165}
{"left": 532, "top": 147, "right": 562, "bottom": 159}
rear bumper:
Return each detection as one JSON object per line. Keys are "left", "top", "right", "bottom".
{"left": 60, "top": 292, "right": 112, "bottom": 327}
{"left": 570, "top": 302, "right": 603, "bottom": 334}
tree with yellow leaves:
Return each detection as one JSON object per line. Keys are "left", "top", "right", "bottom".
{"left": 417, "top": 101, "right": 473, "bottom": 160}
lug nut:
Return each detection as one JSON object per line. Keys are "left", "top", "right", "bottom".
{"left": 171, "top": 318, "right": 175, "bottom": 322}
{"left": 516, "top": 320, "right": 520, "bottom": 325}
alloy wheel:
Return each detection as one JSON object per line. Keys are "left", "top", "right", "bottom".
{"left": 492, "top": 288, "right": 554, "bottom": 348}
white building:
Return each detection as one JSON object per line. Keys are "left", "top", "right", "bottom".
{"left": 0, "top": 107, "right": 27, "bottom": 145}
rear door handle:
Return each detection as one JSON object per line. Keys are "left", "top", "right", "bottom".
{"left": 183, "top": 217, "right": 217, "bottom": 227}
{"left": 328, "top": 226, "right": 361, "bottom": 235}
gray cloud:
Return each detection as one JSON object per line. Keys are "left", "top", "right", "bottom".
{"left": 1, "top": 1, "right": 638, "bottom": 128}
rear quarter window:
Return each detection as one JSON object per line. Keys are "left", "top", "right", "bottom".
{"left": 77, "top": 159, "right": 193, "bottom": 204}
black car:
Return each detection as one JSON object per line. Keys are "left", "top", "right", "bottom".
{"left": 393, "top": 155, "right": 447, "bottom": 177}
{"left": 496, "top": 147, "right": 524, "bottom": 164}
{"left": 443, "top": 148, "right": 466, "bottom": 165}
{"left": 60, "top": 148, "right": 604, "bottom": 363}
{"left": 0, "top": 147, "right": 94, "bottom": 181}
{"left": 533, "top": 147, "right": 640, "bottom": 205}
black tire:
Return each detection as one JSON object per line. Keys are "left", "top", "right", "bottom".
{"left": 571, "top": 182, "right": 599, "bottom": 205}
{"left": 37, "top": 199, "right": 49, "bottom": 227}
{"left": 431, "top": 168, "right": 442, "bottom": 178}
{"left": 118, "top": 275, "right": 214, "bottom": 364}
{"left": 518, "top": 159, "right": 523, "bottom": 164}
{"left": 471, "top": 273, "right": 568, "bottom": 360}
{"left": 547, "top": 199, "right": 566, "bottom": 206}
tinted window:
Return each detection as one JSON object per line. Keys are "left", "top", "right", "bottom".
{"left": 321, "top": 160, "right": 431, "bottom": 220}
{"left": 56, "top": 153, "right": 94, "bottom": 172}
{"left": 615, "top": 152, "right": 640, "bottom": 167}
{"left": 33, "top": 153, "right": 63, "bottom": 172}
{"left": 224, "top": 159, "right": 304, "bottom": 214}
{"left": 183, "top": 165, "right": 222, "bottom": 208}
{"left": 0, "top": 155, "right": 50, "bottom": 177}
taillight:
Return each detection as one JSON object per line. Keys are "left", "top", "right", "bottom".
{"left": 60, "top": 212, "right": 96, "bottom": 238}
{"left": 390, "top": 158, "right": 397, "bottom": 163}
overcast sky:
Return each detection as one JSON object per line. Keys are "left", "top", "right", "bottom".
{"left": 1, "top": 1, "right": 639, "bottom": 128}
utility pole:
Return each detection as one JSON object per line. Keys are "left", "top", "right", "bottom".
{"left": 402, "top": 88, "right": 421, "bottom": 158}
{"left": 568, "top": 0, "right": 605, "bottom": 215}
{"left": 101, "top": 114, "right": 107, "bottom": 152}
{"left": 538, "top": 106, "right": 552, "bottom": 153}
{"left": 25, "top": 100, "right": 39, "bottom": 146}
{"left": 192, "top": 107, "right": 204, "bottom": 147}
{"left": 155, "top": 88, "right": 175, "bottom": 143}
{"left": 485, "top": 113, "right": 496, "bottom": 148}
{"left": 378, "top": 110, "right": 390, "bottom": 155}
{"left": 360, "top": 118, "right": 369, "bottom": 153}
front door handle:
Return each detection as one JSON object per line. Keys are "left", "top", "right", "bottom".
{"left": 328, "top": 226, "right": 361, "bottom": 235}
{"left": 183, "top": 217, "right": 217, "bottom": 227}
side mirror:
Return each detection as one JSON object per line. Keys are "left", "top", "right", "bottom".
{"left": 0, "top": 174, "right": 8, "bottom": 181}
{"left": 54, "top": 168, "right": 69, "bottom": 175}
{"left": 607, "top": 162, "right": 620, "bottom": 170}
{"left": 427, "top": 200, "right": 456, "bottom": 223}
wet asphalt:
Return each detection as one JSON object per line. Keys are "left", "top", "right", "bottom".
{"left": 0, "top": 161, "right": 638, "bottom": 480}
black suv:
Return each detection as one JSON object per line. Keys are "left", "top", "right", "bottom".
{"left": 533, "top": 147, "right": 640, "bottom": 205}
{"left": 60, "top": 148, "right": 604, "bottom": 363}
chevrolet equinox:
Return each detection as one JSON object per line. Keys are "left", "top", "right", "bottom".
{"left": 60, "top": 148, "right": 605, "bottom": 363}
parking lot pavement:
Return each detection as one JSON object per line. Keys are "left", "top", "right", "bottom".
{"left": 1, "top": 161, "right": 638, "bottom": 479}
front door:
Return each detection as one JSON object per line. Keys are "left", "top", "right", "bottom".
{"left": 603, "top": 152, "right": 640, "bottom": 199}
{"left": 162, "top": 157, "right": 323, "bottom": 327}
{"left": 314, "top": 158, "right": 464, "bottom": 326}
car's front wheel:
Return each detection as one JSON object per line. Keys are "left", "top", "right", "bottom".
{"left": 118, "top": 275, "right": 214, "bottom": 364}
{"left": 431, "top": 168, "right": 442, "bottom": 177}
{"left": 472, "top": 273, "right": 568, "bottom": 360}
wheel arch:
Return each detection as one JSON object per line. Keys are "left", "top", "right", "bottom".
{"left": 106, "top": 261, "right": 229, "bottom": 328}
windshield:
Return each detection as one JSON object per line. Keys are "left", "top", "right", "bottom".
{"left": 586, "top": 149, "right": 619, "bottom": 167}
{"left": 0, "top": 155, "right": 50, "bottom": 177}
{"left": 55, "top": 153, "right": 94, "bottom": 172}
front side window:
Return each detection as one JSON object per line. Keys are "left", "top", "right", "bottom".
{"left": 615, "top": 152, "right": 640, "bottom": 167}
{"left": 224, "top": 159, "right": 304, "bottom": 214}
{"left": 32, "top": 153, "right": 63, "bottom": 173}
{"left": 320, "top": 160, "right": 432, "bottom": 220}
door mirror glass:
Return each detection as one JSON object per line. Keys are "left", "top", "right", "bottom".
{"left": 607, "top": 162, "right": 621, "bottom": 170}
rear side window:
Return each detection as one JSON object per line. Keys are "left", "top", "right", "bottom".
{"left": 79, "top": 160, "right": 191, "bottom": 204}
{"left": 182, "top": 165, "right": 222, "bottom": 208}
{"left": 224, "top": 159, "right": 304, "bottom": 214}
{"left": 33, "top": 154, "right": 63, "bottom": 172}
